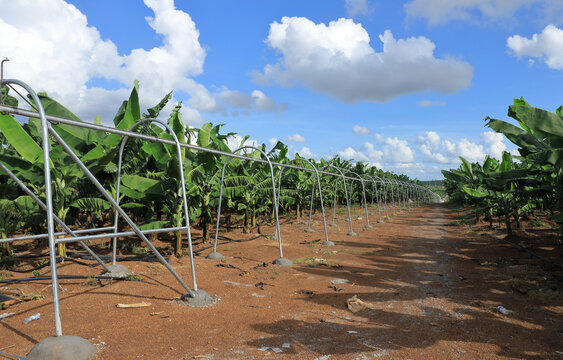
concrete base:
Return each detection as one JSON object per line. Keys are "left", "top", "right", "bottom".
{"left": 329, "top": 223, "right": 338, "bottom": 227}
{"left": 304, "top": 227, "right": 314, "bottom": 233}
{"left": 206, "top": 251, "right": 224, "bottom": 260}
{"left": 384, "top": 216, "right": 390, "bottom": 220}
{"left": 364, "top": 225, "right": 373, "bottom": 230}
{"left": 393, "top": 213, "right": 397, "bottom": 216}
{"left": 270, "top": 235, "right": 278, "bottom": 241}
{"left": 356, "top": 216, "right": 363, "bottom": 220}
{"left": 27, "top": 335, "right": 96, "bottom": 360}
{"left": 273, "top": 258, "right": 293, "bottom": 266}
{"left": 179, "top": 289, "right": 218, "bottom": 307}
{"left": 378, "top": 220, "right": 384, "bottom": 223}
{"left": 102, "top": 263, "right": 131, "bottom": 278}
{"left": 347, "top": 231, "right": 357, "bottom": 236}
{"left": 322, "top": 240, "right": 335, "bottom": 246}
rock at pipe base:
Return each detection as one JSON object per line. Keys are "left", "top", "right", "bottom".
{"left": 27, "top": 335, "right": 96, "bottom": 360}
{"left": 102, "top": 263, "right": 131, "bottom": 278}
{"left": 304, "top": 228, "right": 314, "bottom": 233}
{"left": 377, "top": 220, "right": 384, "bottom": 223}
{"left": 329, "top": 223, "right": 338, "bottom": 227}
{"left": 179, "top": 289, "right": 218, "bottom": 307}
{"left": 346, "top": 231, "right": 357, "bottom": 237}
{"left": 206, "top": 251, "right": 224, "bottom": 260}
{"left": 322, "top": 240, "right": 335, "bottom": 246}
{"left": 273, "top": 258, "right": 293, "bottom": 266}
{"left": 364, "top": 225, "right": 373, "bottom": 230}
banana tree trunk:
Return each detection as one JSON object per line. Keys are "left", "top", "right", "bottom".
{"left": 243, "top": 209, "right": 250, "bottom": 234}
{"left": 174, "top": 231, "right": 182, "bottom": 255}
{"left": 505, "top": 213, "right": 512, "bottom": 235}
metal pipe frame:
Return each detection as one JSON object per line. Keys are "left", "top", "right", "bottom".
{"left": 359, "top": 175, "right": 383, "bottom": 223}
{"left": 276, "top": 158, "right": 330, "bottom": 244}
{"left": 0, "top": 80, "right": 440, "bottom": 339}
{"left": 1, "top": 79, "right": 63, "bottom": 336}
{"left": 212, "top": 146, "right": 285, "bottom": 260}
{"left": 112, "top": 119, "right": 198, "bottom": 290}
{"left": 336, "top": 168, "right": 371, "bottom": 230}
{"left": 321, "top": 164, "right": 355, "bottom": 236}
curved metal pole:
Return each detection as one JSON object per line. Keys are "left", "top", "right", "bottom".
{"left": 361, "top": 175, "right": 382, "bottom": 224}
{"left": 388, "top": 179, "right": 396, "bottom": 216}
{"left": 276, "top": 159, "right": 330, "bottom": 245}
{"left": 211, "top": 146, "right": 290, "bottom": 264}
{"left": 322, "top": 164, "right": 355, "bottom": 236}
{"left": 338, "top": 168, "right": 371, "bottom": 229}
{"left": 382, "top": 178, "right": 392, "bottom": 219}
{"left": 45, "top": 122, "right": 198, "bottom": 298}
{"left": 1, "top": 79, "right": 62, "bottom": 336}
{"left": 330, "top": 178, "right": 339, "bottom": 226}
{"left": 113, "top": 119, "right": 198, "bottom": 290}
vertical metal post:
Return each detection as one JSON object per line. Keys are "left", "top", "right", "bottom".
{"left": 2, "top": 79, "right": 63, "bottom": 337}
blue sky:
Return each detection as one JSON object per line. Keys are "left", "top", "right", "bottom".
{"left": 2, "top": 0, "right": 563, "bottom": 180}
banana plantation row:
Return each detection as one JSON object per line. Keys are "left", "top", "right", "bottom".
{"left": 0, "top": 81, "right": 433, "bottom": 261}
{"left": 442, "top": 98, "right": 563, "bottom": 239}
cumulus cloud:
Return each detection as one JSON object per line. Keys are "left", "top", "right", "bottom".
{"left": 253, "top": 17, "right": 473, "bottom": 103}
{"left": 287, "top": 133, "right": 306, "bottom": 142}
{"left": 507, "top": 24, "right": 563, "bottom": 69}
{"left": 0, "top": 0, "right": 283, "bottom": 125}
{"left": 418, "top": 99, "right": 446, "bottom": 107}
{"left": 345, "top": 0, "right": 371, "bottom": 17}
{"left": 217, "top": 88, "right": 287, "bottom": 114}
{"left": 338, "top": 136, "right": 414, "bottom": 164}
{"left": 352, "top": 125, "right": 371, "bottom": 135}
{"left": 225, "top": 134, "right": 259, "bottom": 152}
{"left": 268, "top": 137, "right": 279, "bottom": 148}
{"left": 417, "top": 130, "right": 507, "bottom": 163}
{"left": 404, "top": 0, "right": 563, "bottom": 26}
{"left": 295, "top": 146, "right": 316, "bottom": 159}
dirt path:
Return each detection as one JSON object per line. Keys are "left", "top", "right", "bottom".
{"left": 1, "top": 204, "right": 561, "bottom": 359}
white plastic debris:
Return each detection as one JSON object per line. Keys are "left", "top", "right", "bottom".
{"left": 23, "top": 313, "right": 40, "bottom": 324}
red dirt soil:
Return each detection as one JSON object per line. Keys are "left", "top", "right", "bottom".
{"left": 1, "top": 204, "right": 562, "bottom": 359}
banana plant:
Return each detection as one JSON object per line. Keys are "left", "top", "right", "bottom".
{"left": 485, "top": 98, "right": 563, "bottom": 238}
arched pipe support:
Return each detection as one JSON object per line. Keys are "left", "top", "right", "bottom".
{"left": 321, "top": 164, "right": 356, "bottom": 236}
{"left": 208, "top": 146, "right": 292, "bottom": 266}
{"left": 112, "top": 119, "right": 200, "bottom": 293}
{"left": 337, "top": 168, "right": 372, "bottom": 230}
{"left": 277, "top": 158, "right": 332, "bottom": 246}
{"left": 0, "top": 79, "right": 98, "bottom": 358}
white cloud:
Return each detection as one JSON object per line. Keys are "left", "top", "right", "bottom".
{"left": 287, "top": 133, "right": 306, "bottom": 142}
{"left": 507, "top": 24, "right": 563, "bottom": 69}
{"left": 217, "top": 88, "right": 287, "bottom": 113}
{"left": 295, "top": 146, "right": 316, "bottom": 159}
{"left": 417, "top": 130, "right": 508, "bottom": 164}
{"left": 480, "top": 130, "right": 507, "bottom": 159}
{"left": 0, "top": 0, "right": 283, "bottom": 126}
{"left": 345, "top": 0, "right": 371, "bottom": 17}
{"left": 352, "top": 125, "right": 371, "bottom": 135}
{"left": 225, "top": 134, "right": 258, "bottom": 152}
{"left": 253, "top": 17, "right": 473, "bottom": 103}
{"left": 337, "top": 136, "right": 414, "bottom": 164}
{"left": 376, "top": 136, "right": 415, "bottom": 163}
{"left": 268, "top": 137, "right": 279, "bottom": 148}
{"left": 418, "top": 99, "right": 446, "bottom": 107}
{"left": 405, "top": 0, "right": 552, "bottom": 26}
{"left": 338, "top": 146, "right": 370, "bottom": 161}
{"left": 251, "top": 90, "right": 288, "bottom": 112}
